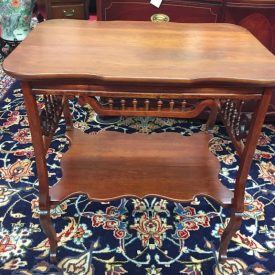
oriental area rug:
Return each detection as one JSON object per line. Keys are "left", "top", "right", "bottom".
{"left": 0, "top": 79, "right": 274, "bottom": 274}
{"left": 0, "top": 56, "right": 14, "bottom": 100}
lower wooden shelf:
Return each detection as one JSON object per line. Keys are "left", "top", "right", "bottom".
{"left": 49, "top": 128, "right": 233, "bottom": 206}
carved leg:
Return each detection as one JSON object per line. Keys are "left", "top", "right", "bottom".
{"left": 40, "top": 209, "right": 58, "bottom": 263}
{"left": 218, "top": 88, "right": 272, "bottom": 262}
{"left": 63, "top": 97, "right": 73, "bottom": 130}
{"left": 22, "top": 82, "right": 58, "bottom": 263}
{"left": 219, "top": 212, "right": 242, "bottom": 263}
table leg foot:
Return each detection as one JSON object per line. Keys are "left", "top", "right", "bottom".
{"left": 50, "top": 253, "right": 58, "bottom": 264}
{"left": 218, "top": 212, "right": 242, "bottom": 263}
{"left": 40, "top": 210, "right": 58, "bottom": 264}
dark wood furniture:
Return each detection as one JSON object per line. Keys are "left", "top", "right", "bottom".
{"left": 96, "top": 0, "right": 224, "bottom": 23}
{"left": 224, "top": 0, "right": 275, "bottom": 55}
{"left": 3, "top": 20, "right": 275, "bottom": 264}
{"left": 96, "top": 0, "right": 275, "bottom": 117}
{"left": 46, "top": 0, "right": 89, "bottom": 19}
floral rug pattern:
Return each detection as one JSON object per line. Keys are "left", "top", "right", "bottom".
{"left": 0, "top": 58, "right": 14, "bottom": 100}
{"left": 0, "top": 81, "right": 274, "bottom": 274}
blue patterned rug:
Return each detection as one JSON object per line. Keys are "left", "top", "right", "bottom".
{"left": 0, "top": 81, "right": 274, "bottom": 274}
{"left": 0, "top": 57, "right": 14, "bottom": 100}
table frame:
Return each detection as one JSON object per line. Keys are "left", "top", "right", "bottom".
{"left": 21, "top": 79, "right": 272, "bottom": 264}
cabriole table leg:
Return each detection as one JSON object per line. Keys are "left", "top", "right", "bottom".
{"left": 22, "top": 81, "right": 58, "bottom": 263}
{"left": 219, "top": 87, "right": 272, "bottom": 262}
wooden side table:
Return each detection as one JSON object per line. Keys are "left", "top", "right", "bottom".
{"left": 3, "top": 20, "right": 275, "bottom": 264}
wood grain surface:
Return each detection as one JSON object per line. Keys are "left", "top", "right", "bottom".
{"left": 3, "top": 20, "right": 275, "bottom": 86}
{"left": 49, "top": 129, "right": 233, "bottom": 205}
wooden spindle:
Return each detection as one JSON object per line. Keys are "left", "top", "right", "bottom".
{"left": 52, "top": 96, "right": 58, "bottom": 122}
{"left": 50, "top": 95, "right": 55, "bottom": 111}
{"left": 108, "top": 98, "right": 113, "bottom": 110}
{"left": 133, "top": 99, "right": 138, "bottom": 110}
{"left": 227, "top": 101, "right": 234, "bottom": 126}
{"left": 43, "top": 95, "right": 50, "bottom": 125}
{"left": 121, "top": 99, "right": 126, "bottom": 110}
{"left": 235, "top": 100, "right": 244, "bottom": 138}
{"left": 46, "top": 95, "right": 53, "bottom": 121}
{"left": 240, "top": 100, "right": 245, "bottom": 110}
{"left": 145, "top": 99, "right": 150, "bottom": 111}
{"left": 44, "top": 95, "right": 53, "bottom": 134}
{"left": 169, "top": 99, "right": 175, "bottom": 111}
{"left": 157, "top": 99, "right": 163, "bottom": 111}
{"left": 182, "top": 100, "right": 187, "bottom": 111}
{"left": 220, "top": 100, "right": 225, "bottom": 114}
{"left": 231, "top": 108, "right": 238, "bottom": 129}
{"left": 53, "top": 95, "right": 59, "bottom": 108}
{"left": 224, "top": 99, "right": 230, "bottom": 120}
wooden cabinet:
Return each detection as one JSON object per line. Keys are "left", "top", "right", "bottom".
{"left": 224, "top": 1, "right": 275, "bottom": 56}
{"left": 96, "top": 0, "right": 223, "bottom": 23}
{"left": 46, "top": 0, "right": 89, "bottom": 19}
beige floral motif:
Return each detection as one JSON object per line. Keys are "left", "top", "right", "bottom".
{"left": 12, "top": 129, "right": 32, "bottom": 144}
{"left": 265, "top": 124, "right": 275, "bottom": 131}
{"left": 73, "top": 121, "right": 91, "bottom": 132}
{"left": 15, "top": 261, "right": 50, "bottom": 274}
{"left": 254, "top": 150, "right": 272, "bottom": 160}
{"left": 118, "top": 117, "right": 177, "bottom": 134}
{"left": 146, "top": 265, "right": 162, "bottom": 275}
{"left": 31, "top": 198, "right": 68, "bottom": 219}
{"left": 33, "top": 217, "right": 77, "bottom": 253}
{"left": 130, "top": 213, "right": 173, "bottom": 247}
{"left": 218, "top": 154, "right": 237, "bottom": 165}
{"left": 257, "top": 133, "right": 271, "bottom": 146}
{"left": 209, "top": 137, "right": 226, "bottom": 153}
{"left": 0, "top": 224, "right": 32, "bottom": 264}
{"left": 105, "top": 260, "right": 127, "bottom": 275}
{"left": 0, "top": 186, "right": 18, "bottom": 207}
{"left": 214, "top": 258, "right": 247, "bottom": 275}
{"left": 2, "top": 258, "right": 27, "bottom": 271}
{"left": 58, "top": 249, "right": 94, "bottom": 275}
{"left": 180, "top": 263, "right": 202, "bottom": 274}
{"left": 0, "top": 159, "right": 33, "bottom": 183}
{"left": 257, "top": 161, "right": 275, "bottom": 184}
{"left": 244, "top": 193, "right": 265, "bottom": 220}
{"left": 3, "top": 111, "right": 20, "bottom": 127}
{"left": 213, "top": 219, "right": 268, "bottom": 253}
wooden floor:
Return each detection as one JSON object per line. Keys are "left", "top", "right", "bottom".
{"left": 49, "top": 129, "right": 233, "bottom": 206}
